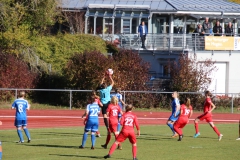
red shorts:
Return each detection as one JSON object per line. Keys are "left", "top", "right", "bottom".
{"left": 116, "top": 131, "right": 137, "bottom": 144}
{"left": 109, "top": 123, "right": 118, "bottom": 133}
{"left": 174, "top": 118, "right": 188, "bottom": 128}
{"left": 197, "top": 112, "right": 212, "bottom": 123}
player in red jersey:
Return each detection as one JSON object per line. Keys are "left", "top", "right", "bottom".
{"left": 101, "top": 96, "right": 123, "bottom": 149}
{"left": 104, "top": 104, "right": 140, "bottom": 160}
{"left": 174, "top": 98, "right": 193, "bottom": 141}
{"left": 193, "top": 91, "right": 223, "bottom": 141}
{"left": 82, "top": 91, "right": 103, "bottom": 137}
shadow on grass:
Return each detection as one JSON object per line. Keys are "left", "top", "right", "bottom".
{"left": 25, "top": 144, "right": 77, "bottom": 149}
{"left": 38, "top": 132, "right": 81, "bottom": 136}
{"left": 49, "top": 154, "right": 125, "bottom": 159}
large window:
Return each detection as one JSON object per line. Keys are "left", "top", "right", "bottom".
{"left": 123, "top": 19, "right": 131, "bottom": 33}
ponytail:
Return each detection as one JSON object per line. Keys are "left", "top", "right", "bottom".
{"left": 185, "top": 98, "right": 191, "bottom": 108}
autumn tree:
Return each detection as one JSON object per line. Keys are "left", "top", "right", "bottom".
{"left": 229, "top": 0, "right": 240, "bottom": 4}
{"left": 0, "top": 52, "right": 38, "bottom": 100}
{"left": 170, "top": 53, "right": 217, "bottom": 109}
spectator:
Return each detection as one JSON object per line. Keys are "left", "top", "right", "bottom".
{"left": 193, "top": 24, "right": 205, "bottom": 50}
{"left": 225, "top": 22, "right": 234, "bottom": 36}
{"left": 202, "top": 17, "right": 212, "bottom": 35}
{"left": 138, "top": 21, "right": 148, "bottom": 49}
{"left": 213, "top": 20, "right": 223, "bottom": 36}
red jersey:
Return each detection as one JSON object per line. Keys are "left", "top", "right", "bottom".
{"left": 179, "top": 104, "right": 192, "bottom": 119}
{"left": 204, "top": 97, "right": 212, "bottom": 113}
{"left": 94, "top": 98, "right": 102, "bottom": 106}
{"left": 107, "top": 104, "right": 121, "bottom": 125}
{"left": 120, "top": 111, "right": 139, "bottom": 132}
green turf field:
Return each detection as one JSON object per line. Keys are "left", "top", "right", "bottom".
{"left": 1, "top": 124, "right": 239, "bottom": 160}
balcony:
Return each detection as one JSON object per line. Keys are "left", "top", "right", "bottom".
{"left": 98, "top": 33, "right": 240, "bottom": 52}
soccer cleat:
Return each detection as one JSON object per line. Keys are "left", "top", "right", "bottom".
{"left": 91, "top": 146, "right": 94, "bottom": 150}
{"left": 96, "top": 134, "right": 101, "bottom": 137}
{"left": 27, "top": 139, "right": 31, "bottom": 143}
{"left": 79, "top": 145, "right": 84, "bottom": 149}
{"left": 171, "top": 133, "right": 178, "bottom": 138}
{"left": 104, "top": 154, "right": 111, "bottom": 159}
{"left": 133, "top": 158, "right": 138, "bottom": 160}
{"left": 236, "top": 137, "right": 240, "bottom": 140}
{"left": 101, "top": 144, "right": 107, "bottom": 149}
{"left": 17, "top": 141, "right": 24, "bottom": 143}
{"left": 218, "top": 134, "right": 223, "bottom": 141}
{"left": 193, "top": 132, "right": 200, "bottom": 138}
{"left": 178, "top": 135, "right": 183, "bottom": 141}
{"left": 117, "top": 145, "right": 122, "bottom": 150}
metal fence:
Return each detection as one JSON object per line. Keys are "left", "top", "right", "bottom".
{"left": 0, "top": 88, "right": 239, "bottom": 113}
{"left": 98, "top": 33, "right": 240, "bottom": 52}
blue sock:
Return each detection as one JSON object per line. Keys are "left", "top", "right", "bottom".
{"left": 91, "top": 133, "right": 96, "bottom": 147}
{"left": 23, "top": 128, "right": 31, "bottom": 140}
{"left": 0, "top": 152, "right": 2, "bottom": 160}
{"left": 81, "top": 132, "right": 88, "bottom": 147}
{"left": 117, "top": 122, "right": 121, "bottom": 132}
{"left": 17, "top": 129, "right": 24, "bottom": 142}
{"left": 167, "top": 123, "right": 175, "bottom": 134}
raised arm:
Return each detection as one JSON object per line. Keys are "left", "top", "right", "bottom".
{"left": 109, "top": 75, "right": 114, "bottom": 87}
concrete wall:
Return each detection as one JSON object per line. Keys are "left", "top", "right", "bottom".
{"left": 193, "top": 51, "right": 240, "bottom": 93}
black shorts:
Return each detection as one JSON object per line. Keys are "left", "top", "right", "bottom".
{"left": 102, "top": 101, "right": 110, "bottom": 115}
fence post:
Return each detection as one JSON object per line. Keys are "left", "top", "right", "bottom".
{"left": 231, "top": 94, "right": 234, "bottom": 113}
{"left": 70, "top": 90, "right": 72, "bottom": 110}
{"left": 15, "top": 89, "right": 18, "bottom": 99}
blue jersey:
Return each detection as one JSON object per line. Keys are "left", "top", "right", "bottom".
{"left": 168, "top": 98, "right": 180, "bottom": 121}
{"left": 12, "top": 98, "right": 29, "bottom": 120}
{"left": 110, "top": 93, "right": 123, "bottom": 108}
{"left": 86, "top": 103, "right": 100, "bottom": 123}
{"left": 99, "top": 85, "right": 112, "bottom": 104}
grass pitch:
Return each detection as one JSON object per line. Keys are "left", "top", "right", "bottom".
{"left": 1, "top": 124, "right": 239, "bottom": 160}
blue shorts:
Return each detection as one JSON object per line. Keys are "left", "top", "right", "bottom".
{"left": 15, "top": 120, "right": 27, "bottom": 127}
{"left": 85, "top": 120, "right": 99, "bottom": 132}
{"left": 168, "top": 115, "right": 179, "bottom": 122}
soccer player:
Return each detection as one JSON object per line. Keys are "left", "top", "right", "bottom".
{"left": 166, "top": 91, "right": 180, "bottom": 137}
{"left": 110, "top": 88, "right": 125, "bottom": 132}
{"left": 11, "top": 91, "right": 31, "bottom": 143}
{"left": 79, "top": 96, "right": 101, "bottom": 149}
{"left": 82, "top": 90, "right": 103, "bottom": 137}
{"left": 98, "top": 74, "right": 114, "bottom": 130}
{"left": 101, "top": 96, "right": 123, "bottom": 149}
{"left": 193, "top": 90, "right": 223, "bottom": 141}
{"left": 173, "top": 98, "right": 193, "bottom": 141}
{"left": 104, "top": 104, "right": 140, "bottom": 160}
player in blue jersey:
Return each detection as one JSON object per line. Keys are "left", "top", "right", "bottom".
{"left": 97, "top": 74, "right": 114, "bottom": 130}
{"left": 11, "top": 91, "right": 31, "bottom": 143}
{"left": 79, "top": 96, "right": 101, "bottom": 149}
{"left": 110, "top": 88, "right": 125, "bottom": 132}
{"left": 166, "top": 91, "right": 180, "bottom": 138}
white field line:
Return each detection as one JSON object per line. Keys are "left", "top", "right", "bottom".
{"left": 0, "top": 116, "right": 238, "bottom": 122}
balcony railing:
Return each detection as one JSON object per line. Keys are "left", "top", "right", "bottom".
{"left": 98, "top": 33, "right": 240, "bottom": 52}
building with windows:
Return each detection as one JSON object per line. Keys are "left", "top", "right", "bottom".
{"left": 58, "top": 0, "right": 240, "bottom": 93}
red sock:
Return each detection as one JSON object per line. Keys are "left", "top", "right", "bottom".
{"left": 213, "top": 126, "right": 220, "bottom": 136}
{"left": 174, "top": 126, "right": 182, "bottom": 136}
{"left": 132, "top": 145, "right": 137, "bottom": 158}
{"left": 195, "top": 123, "right": 199, "bottom": 134}
{"left": 105, "top": 134, "right": 111, "bottom": 145}
{"left": 109, "top": 143, "right": 117, "bottom": 155}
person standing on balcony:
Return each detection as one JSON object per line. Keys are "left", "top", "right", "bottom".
{"left": 225, "top": 22, "right": 234, "bottom": 36}
{"left": 193, "top": 24, "right": 205, "bottom": 50}
{"left": 138, "top": 21, "right": 148, "bottom": 49}
{"left": 202, "top": 17, "right": 212, "bottom": 35}
{"left": 213, "top": 20, "right": 223, "bottom": 36}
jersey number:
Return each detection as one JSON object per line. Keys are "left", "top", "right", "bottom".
{"left": 90, "top": 109, "right": 99, "bottom": 116}
{"left": 18, "top": 104, "right": 23, "bottom": 113}
{"left": 184, "top": 109, "right": 190, "bottom": 115}
{"left": 124, "top": 118, "right": 133, "bottom": 126}
{"left": 112, "top": 109, "right": 118, "bottom": 116}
